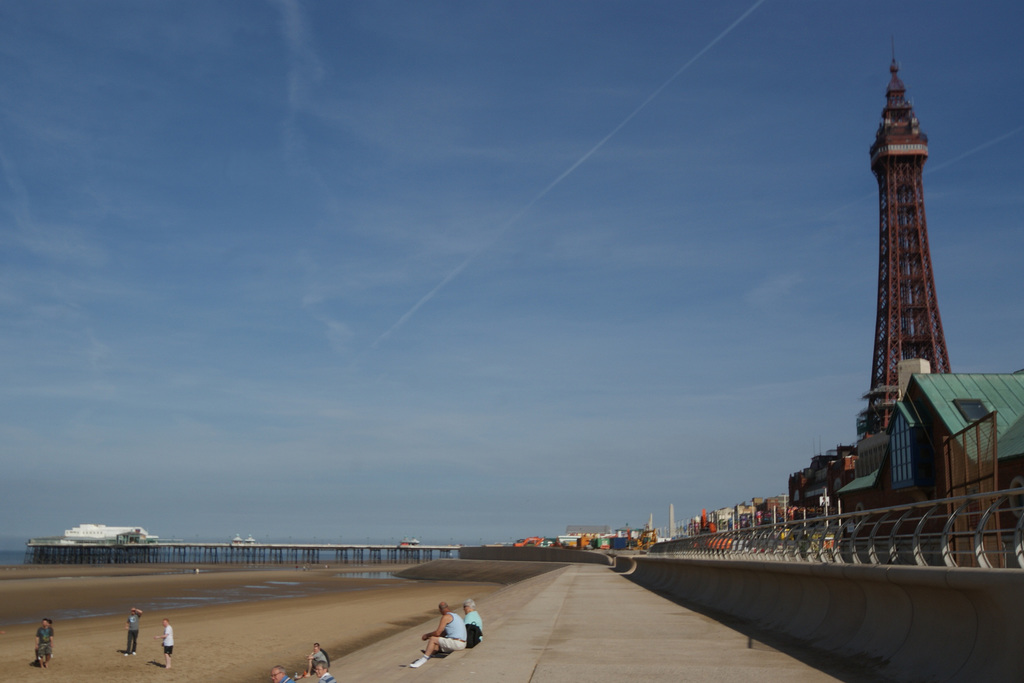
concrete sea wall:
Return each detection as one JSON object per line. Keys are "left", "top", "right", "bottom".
{"left": 459, "top": 545, "right": 613, "bottom": 565}
{"left": 394, "top": 558, "right": 568, "bottom": 584}
{"left": 628, "top": 556, "right": 1024, "bottom": 682}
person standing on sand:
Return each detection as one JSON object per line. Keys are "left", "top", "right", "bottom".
{"left": 125, "top": 606, "right": 143, "bottom": 655}
{"left": 35, "top": 618, "right": 54, "bottom": 668}
{"left": 153, "top": 617, "right": 174, "bottom": 669}
{"left": 270, "top": 665, "right": 295, "bottom": 683}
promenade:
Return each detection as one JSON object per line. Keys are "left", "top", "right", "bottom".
{"left": 330, "top": 564, "right": 880, "bottom": 682}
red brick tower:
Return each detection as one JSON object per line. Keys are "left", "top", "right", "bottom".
{"left": 864, "top": 61, "right": 951, "bottom": 432}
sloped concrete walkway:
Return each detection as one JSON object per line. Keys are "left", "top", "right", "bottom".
{"left": 330, "top": 564, "right": 878, "bottom": 682}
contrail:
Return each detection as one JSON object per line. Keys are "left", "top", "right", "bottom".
{"left": 373, "top": 0, "right": 768, "bottom": 347}
{"left": 926, "top": 126, "right": 1023, "bottom": 173}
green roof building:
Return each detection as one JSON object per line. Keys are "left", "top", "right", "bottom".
{"left": 840, "top": 371, "right": 1024, "bottom": 510}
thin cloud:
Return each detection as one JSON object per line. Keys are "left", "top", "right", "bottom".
{"left": 374, "top": 0, "right": 769, "bottom": 346}
{"left": 745, "top": 273, "right": 803, "bottom": 309}
{"left": 321, "top": 315, "right": 355, "bottom": 353}
{"left": 1, "top": 147, "right": 106, "bottom": 267}
{"left": 0, "top": 147, "right": 31, "bottom": 227}
{"left": 274, "top": 0, "right": 326, "bottom": 171}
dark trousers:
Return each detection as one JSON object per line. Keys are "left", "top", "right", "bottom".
{"left": 127, "top": 629, "right": 139, "bottom": 653}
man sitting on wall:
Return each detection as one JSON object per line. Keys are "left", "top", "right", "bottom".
{"left": 409, "top": 602, "right": 466, "bottom": 668}
{"left": 303, "top": 643, "right": 328, "bottom": 678}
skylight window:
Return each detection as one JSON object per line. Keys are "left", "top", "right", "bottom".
{"left": 954, "top": 398, "right": 990, "bottom": 423}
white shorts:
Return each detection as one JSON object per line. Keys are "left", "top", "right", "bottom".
{"left": 437, "top": 638, "right": 466, "bottom": 653}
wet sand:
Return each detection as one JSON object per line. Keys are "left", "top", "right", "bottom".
{"left": 0, "top": 564, "right": 503, "bottom": 682}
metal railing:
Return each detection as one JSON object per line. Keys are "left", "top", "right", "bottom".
{"left": 651, "top": 488, "right": 1024, "bottom": 569}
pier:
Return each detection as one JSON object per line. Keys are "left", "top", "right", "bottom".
{"left": 24, "top": 540, "right": 459, "bottom": 565}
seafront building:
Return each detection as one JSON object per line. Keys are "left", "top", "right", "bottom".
{"left": 833, "top": 64, "right": 1024, "bottom": 511}
{"left": 702, "top": 60, "right": 1023, "bottom": 528}
{"left": 840, "top": 371, "right": 1024, "bottom": 511}
{"left": 787, "top": 446, "right": 858, "bottom": 516}
{"left": 778, "top": 60, "right": 1013, "bottom": 520}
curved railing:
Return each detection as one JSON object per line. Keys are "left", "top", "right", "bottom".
{"left": 651, "top": 488, "right": 1024, "bottom": 569}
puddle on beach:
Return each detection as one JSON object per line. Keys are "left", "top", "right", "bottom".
{"left": 335, "top": 571, "right": 398, "bottom": 580}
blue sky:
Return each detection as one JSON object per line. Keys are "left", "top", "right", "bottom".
{"left": 2, "top": 1, "right": 1022, "bottom": 547}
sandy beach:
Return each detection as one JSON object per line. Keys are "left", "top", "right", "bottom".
{"left": 0, "top": 563, "right": 504, "bottom": 682}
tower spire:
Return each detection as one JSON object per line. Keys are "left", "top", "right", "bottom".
{"left": 863, "top": 61, "right": 951, "bottom": 433}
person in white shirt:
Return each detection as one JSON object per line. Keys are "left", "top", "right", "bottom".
{"left": 153, "top": 618, "right": 174, "bottom": 669}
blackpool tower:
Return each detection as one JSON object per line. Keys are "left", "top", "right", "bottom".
{"left": 864, "top": 60, "right": 951, "bottom": 432}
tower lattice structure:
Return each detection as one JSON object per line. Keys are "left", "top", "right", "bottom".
{"left": 865, "top": 61, "right": 951, "bottom": 432}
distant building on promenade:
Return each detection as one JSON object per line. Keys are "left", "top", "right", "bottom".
{"left": 788, "top": 446, "right": 858, "bottom": 516}
{"left": 756, "top": 495, "right": 789, "bottom": 524}
{"left": 709, "top": 506, "right": 735, "bottom": 531}
{"left": 724, "top": 497, "right": 787, "bottom": 528}
{"left": 565, "top": 525, "right": 611, "bottom": 535}
{"left": 733, "top": 501, "right": 756, "bottom": 529}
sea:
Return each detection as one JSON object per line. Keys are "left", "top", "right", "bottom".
{"left": 0, "top": 549, "right": 24, "bottom": 565}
